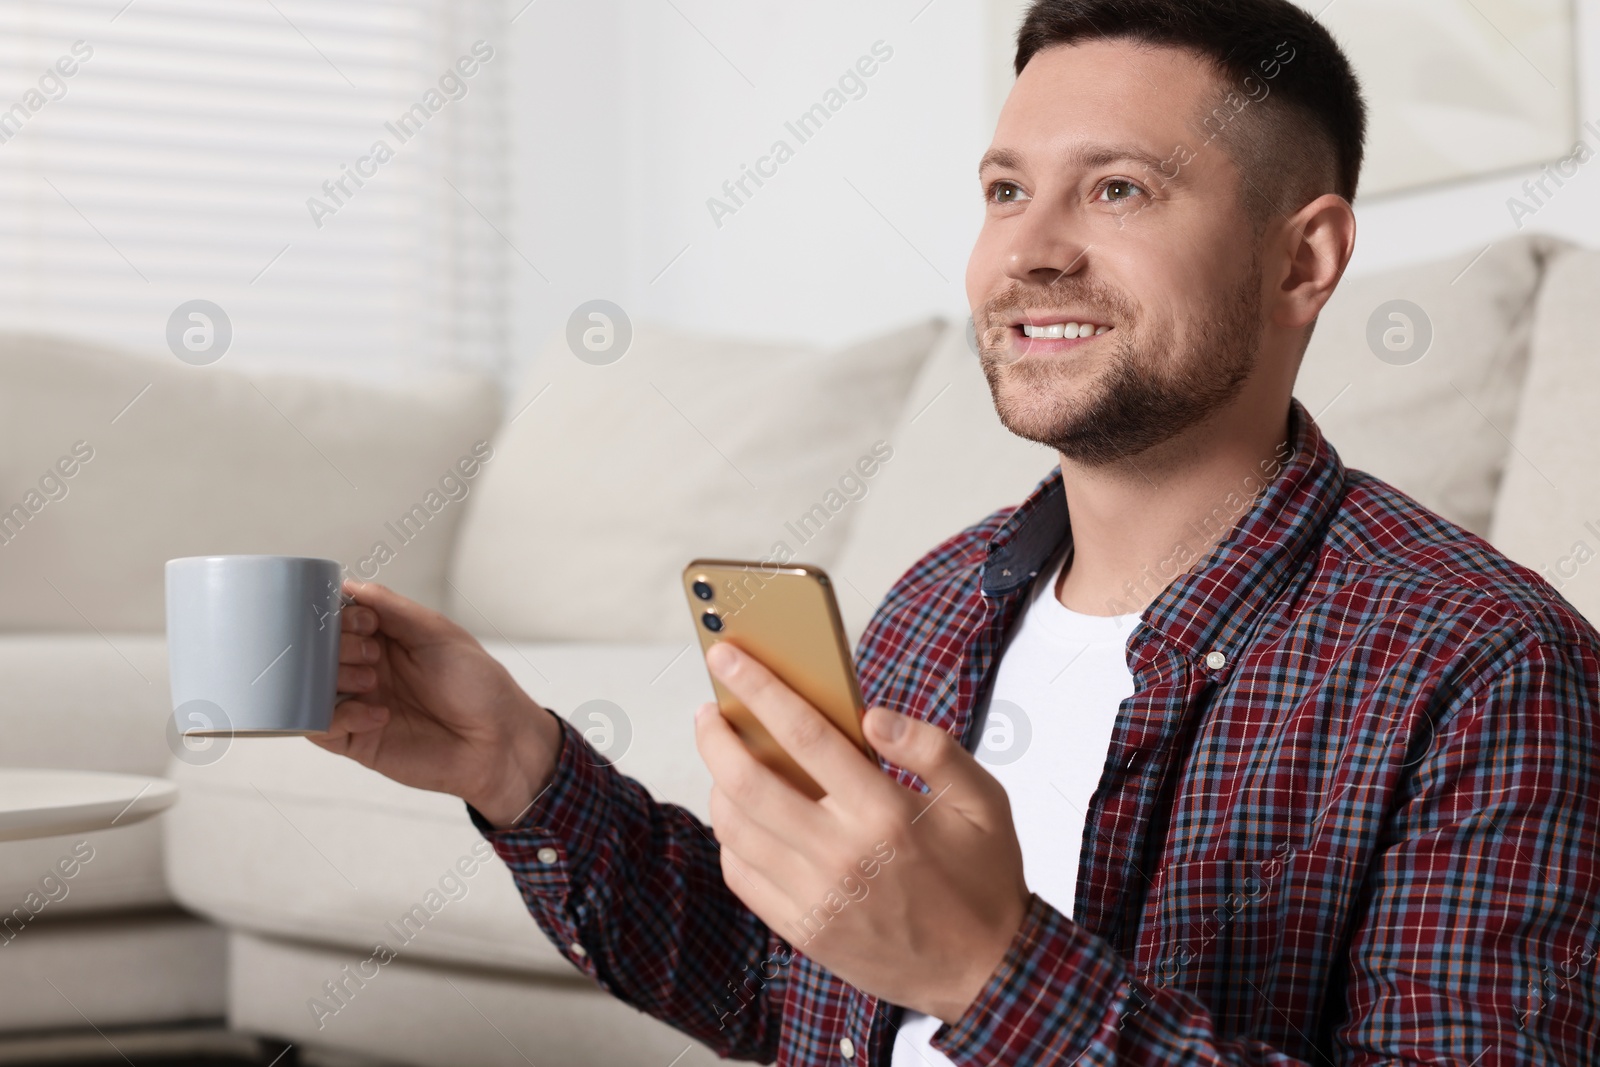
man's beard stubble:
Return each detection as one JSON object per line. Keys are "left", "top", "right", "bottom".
{"left": 977, "top": 252, "right": 1264, "bottom": 468}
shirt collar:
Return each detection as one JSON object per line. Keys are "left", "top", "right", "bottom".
{"left": 979, "top": 397, "right": 1345, "bottom": 658}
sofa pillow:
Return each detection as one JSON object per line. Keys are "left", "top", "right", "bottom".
{"left": 1487, "top": 243, "right": 1600, "bottom": 630}
{"left": 0, "top": 333, "right": 502, "bottom": 631}
{"left": 830, "top": 322, "right": 1058, "bottom": 644}
{"left": 446, "top": 318, "right": 943, "bottom": 642}
{"left": 1293, "top": 233, "right": 1570, "bottom": 537}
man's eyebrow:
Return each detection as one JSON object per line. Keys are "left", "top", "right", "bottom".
{"left": 978, "top": 143, "right": 1179, "bottom": 182}
{"left": 978, "top": 147, "right": 1024, "bottom": 175}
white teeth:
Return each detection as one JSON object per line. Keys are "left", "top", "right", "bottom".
{"left": 1021, "top": 322, "right": 1112, "bottom": 338}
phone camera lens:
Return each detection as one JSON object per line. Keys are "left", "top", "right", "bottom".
{"left": 701, "top": 612, "right": 723, "bottom": 632}
{"left": 692, "top": 580, "right": 714, "bottom": 601}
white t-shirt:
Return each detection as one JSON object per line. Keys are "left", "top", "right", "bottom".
{"left": 891, "top": 546, "right": 1139, "bottom": 1066}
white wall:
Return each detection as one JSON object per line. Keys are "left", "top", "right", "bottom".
{"left": 1348, "top": 0, "right": 1600, "bottom": 278}
{"left": 505, "top": 0, "right": 1600, "bottom": 379}
{"left": 501, "top": 0, "right": 628, "bottom": 367}
{"left": 503, "top": 0, "right": 989, "bottom": 377}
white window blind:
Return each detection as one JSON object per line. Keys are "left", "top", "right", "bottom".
{"left": 0, "top": 0, "right": 509, "bottom": 380}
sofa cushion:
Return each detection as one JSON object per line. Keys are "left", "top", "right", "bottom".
{"left": 163, "top": 640, "right": 714, "bottom": 979}
{"left": 228, "top": 930, "right": 725, "bottom": 1067}
{"left": 0, "top": 912, "right": 225, "bottom": 1033}
{"left": 830, "top": 322, "right": 1059, "bottom": 644}
{"left": 1293, "top": 233, "right": 1571, "bottom": 538}
{"left": 0, "top": 333, "right": 503, "bottom": 631}
{"left": 0, "top": 635, "right": 175, "bottom": 914}
{"left": 1488, "top": 243, "right": 1600, "bottom": 629}
{"left": 447, "top": 319, "right": 942, "bottom": 642}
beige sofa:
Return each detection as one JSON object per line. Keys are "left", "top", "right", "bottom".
{"left": 1, "top": 232, "right": 1595, "bottom": 1066}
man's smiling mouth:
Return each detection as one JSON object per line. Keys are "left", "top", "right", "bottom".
{"left": 1001, "top": 315, "right": 1116, "bottom": 355}
{"left": 1019, "top": 321, "right": 1112, "bottom": 338}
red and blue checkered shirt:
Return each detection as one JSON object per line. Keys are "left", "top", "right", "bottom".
{"left": 470, "top": 397, "right": 1600, "bottom": 1065}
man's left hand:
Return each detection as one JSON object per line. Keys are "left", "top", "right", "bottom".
{"left": 693, "top": 640, "right": 1031, "bottom": 1024}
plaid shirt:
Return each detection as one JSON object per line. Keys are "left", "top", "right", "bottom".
{"left": 470, "top": 397, "right": 1600, "bottom": 1065}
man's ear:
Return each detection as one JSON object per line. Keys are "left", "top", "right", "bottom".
{"left": 1271, "top": 193, "right": 1356, "bottom": 331}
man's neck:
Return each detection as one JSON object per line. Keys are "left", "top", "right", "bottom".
{"left": 1054, "top": 405, "right": 1294, "bottom": 617}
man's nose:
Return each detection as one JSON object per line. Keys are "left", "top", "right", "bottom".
{"left": 1001, "top": 199, "right": 1091, "bottom": 288}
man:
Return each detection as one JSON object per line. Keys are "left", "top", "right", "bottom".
{"left": 314, "top": 0, "right": 1600, "bottom": 1062}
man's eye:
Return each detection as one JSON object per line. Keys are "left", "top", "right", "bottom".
{"left": 1099, "top": 179, "right": 1144, "bottom": 203}
{"left": 988, "top": 181, "right": 1028, "bottom": 205}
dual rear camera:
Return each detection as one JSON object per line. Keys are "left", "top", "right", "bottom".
{"left": 691, "top": 578, "right": 722, "bottom": 631}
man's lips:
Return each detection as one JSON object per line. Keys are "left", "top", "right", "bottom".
{"left": 1010, "top": 312, "right": 1114, "bottom": 337}
{"left": 971, "top": 307, "right": 1123, "bottom": 362}
{"left": 988, "top": 316, "right": 1115, "bottom": 360}
{"left": 1018, "top": 322, "right": 1111, "bottom": 339}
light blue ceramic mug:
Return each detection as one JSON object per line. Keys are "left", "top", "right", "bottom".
{"left": 165, "top": 555, "right": 344, "bottom": 736}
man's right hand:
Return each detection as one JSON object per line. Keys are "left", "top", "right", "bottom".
{"left": 309, "top": 578, "right": 564, "bottom": 829}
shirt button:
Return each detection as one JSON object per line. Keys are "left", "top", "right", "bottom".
{"left": 1205, "top": 650, "right": 1226, "bottom": 670}
{"left": 839, "top": 1036, "right": 856, "bottom": 1059}
{"left": 536, "top": 847, "right": 558, "bottom": 864}
{"left": 570, "top": 942, "right": 587, "bottom": 957}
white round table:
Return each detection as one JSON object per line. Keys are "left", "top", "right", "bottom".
{"left": 0, "top": 769, "right": 179, "bottom": 842}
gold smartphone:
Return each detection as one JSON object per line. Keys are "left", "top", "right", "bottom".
{"left": 683, "top": 559, "right": 874, "bottom": 800}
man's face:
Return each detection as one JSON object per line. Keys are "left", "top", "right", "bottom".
{"left": 966, "top": 40, "right": 1268, "bottom": 467}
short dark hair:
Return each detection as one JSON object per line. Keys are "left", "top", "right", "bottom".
{"left": 1014, "top": 0, "right": 1367, "bottom": 224}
